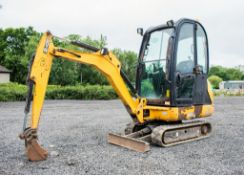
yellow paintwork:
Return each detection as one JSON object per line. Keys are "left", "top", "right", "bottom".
{"left": 207, "top": 80, "right": 214, "bottom": 103}
{"left": 29, "top": 32, "right": 214, "bottom": 129}
{"left": 29, "top": 32, "right": 54, "bottom": 128}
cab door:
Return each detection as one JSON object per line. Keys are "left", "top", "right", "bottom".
{"left": 174, "top": 23, "right": 195, "bottom": 105}
{"left": 192, "top": 23, "right": 209, "bottom": 105}
{"left": 174, "top": 22, "right": 209, "bottom": 106}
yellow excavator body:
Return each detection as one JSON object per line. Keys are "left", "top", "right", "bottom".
{"left": 19, "top": 18, "right": 214, "bottom": 161}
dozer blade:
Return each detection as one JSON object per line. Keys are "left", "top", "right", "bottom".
{"left": 107, "top": 133, "right": 150, "bottom": 153}
{"left": 26, "top": 139, "right": 48, "bottom": 161}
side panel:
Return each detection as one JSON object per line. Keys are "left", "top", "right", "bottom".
{"left": 143, "top": 104, "right": 214, "bottom": 122}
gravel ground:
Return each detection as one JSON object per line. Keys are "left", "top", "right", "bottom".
{"left": 0, "top": 97, "right": 244, "bottom": 175}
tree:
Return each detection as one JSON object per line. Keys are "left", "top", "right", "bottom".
{"left": 49, "top": 59, "right": 79, "bottom": 85}
{"left": 78, "top": 35, "right": 109, "bottom": 85}
{"left": 112, "top": 48, "right": 137, "bottom": 83}
{"left": 0, "top": 27, "right": 139, "bottom": 86}
{"left": 1, "top": 27, "right": 37, "bottom": 83}
{"left": 49, "top": 34, "right": 109, "bottom": 85}
{"left": 208, "top": 66, "right": 228, "bottom": 80}
{"left": 208, "top": 75, "right": 223, "bottom": 89}
{"left": 209, "top": 66, "right": 244, "bottom": 81}
{"left": 225, "top": 68, "right": 243, "bottom": 80}
{"left": 242, "top": 74, "right": 244, "bottom": 80}
{"left": 0, "top": 29, "right": 7, "bottom": 65}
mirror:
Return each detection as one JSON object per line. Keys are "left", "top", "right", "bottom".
{"left": 137, "top": 28, "right": 143, "bottom": 36}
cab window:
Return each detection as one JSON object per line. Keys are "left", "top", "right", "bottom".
{"left": 196, "top": 24, "right": 208, "bottom": 73}
{"left": 140, "top": 28, "right": 173, "bottom": 98}
{"left": 176, "top": 23, "right": 194, "bottom": 74}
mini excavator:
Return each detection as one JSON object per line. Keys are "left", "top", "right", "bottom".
{"left": 19, "top": 18, "right": 214, "bottom": 161}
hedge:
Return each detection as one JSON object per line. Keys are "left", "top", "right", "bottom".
{"left": 213, "top": 89, "right": 244, "bottom": 96}
{"left": 0, "top": 83, "right": 117, "bottom": 102}
{"left": 2, "top": 83, "right": 244, "bottom": 102}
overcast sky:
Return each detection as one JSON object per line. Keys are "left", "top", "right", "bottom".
{"left": 1, "top": 0, "right": 244, "bottom": 67}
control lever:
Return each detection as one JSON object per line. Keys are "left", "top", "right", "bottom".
{"left": 175, "top": 72, "right": 183, "bottom": 87}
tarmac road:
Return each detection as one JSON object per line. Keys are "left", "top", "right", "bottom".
{"left": 0, "top": 97, "right": 244, "bottom": 175}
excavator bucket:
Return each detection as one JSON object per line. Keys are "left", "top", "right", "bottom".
{"left": 25, "top": 139, "right": 48, "bottom": 161}
{"left": 19, "top": 128, "right": 48, "bottom": 161}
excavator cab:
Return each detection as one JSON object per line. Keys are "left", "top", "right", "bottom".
{"left": 136, "top": 18, "right": 211, "bottom": 107}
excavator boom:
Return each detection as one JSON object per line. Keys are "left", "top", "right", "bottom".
{"left": 25, "top": 32, "right": 139, "bottom": 129}
{"left": 19, "top": 32, "right": 142, "bottom": 160}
